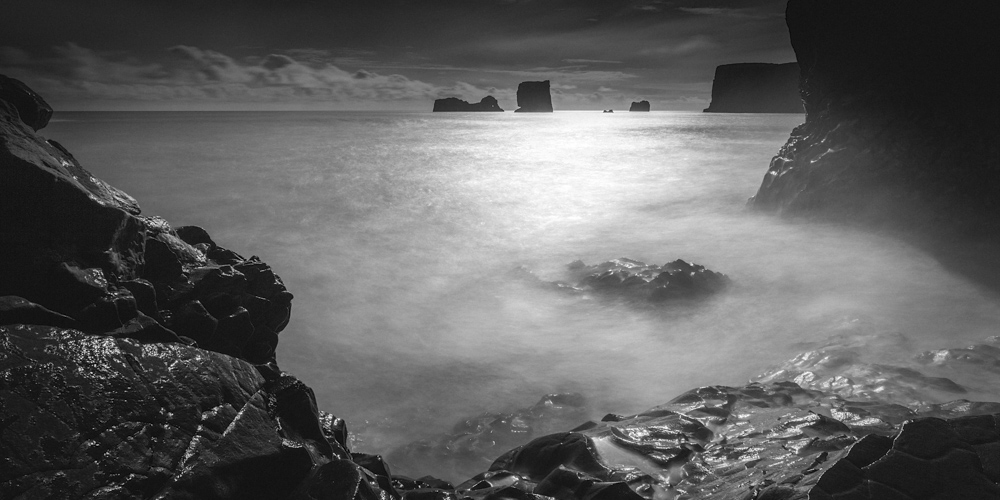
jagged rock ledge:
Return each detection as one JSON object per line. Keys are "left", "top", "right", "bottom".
{"left": 433, "top": 96, "right": 504, "bottom": 112}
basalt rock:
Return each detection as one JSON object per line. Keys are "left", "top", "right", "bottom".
{"left": 0, "top": 77, "right": 291, "bottom": 364}
{"left": 514, "top": 81, "right": 553, "bottom": 113}
{"left": 628, "top": 101, "right": 650, "bottom": 112}
{"left": 748, "top": 0, "right": 1000, "bottom": 289}
{"left": 703, "top": 63, "right": 803, "bottom": 113}
{"left": 434, "top": 96, "right": 504, "bottom": 112}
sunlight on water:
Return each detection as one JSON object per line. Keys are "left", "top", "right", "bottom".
{"left": 44, "top": 110, "right": 1000, "bottom": 479}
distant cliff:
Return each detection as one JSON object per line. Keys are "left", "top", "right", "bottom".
{"left": 514, "top": 81, "right": 553, "bottom": 113}
{"left": 433, "top": 96, "right": 503, "bottom": 112}
{"left": 703, "top": 63, "right": 803, "bottom": 113}
{"left": 750, "top": 0, "right": 1000, "bottom": 288}
{"left": 629, "top": 100, "right": 650, "bottom": 112}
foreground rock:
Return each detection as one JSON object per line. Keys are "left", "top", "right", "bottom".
{"left": 703, "top": 62, "right": 803, "bottom": 113}
{"left": 514, "top": 81, "right": 553, "bottom": 113}
{"left": 0, "top": 79, "right": 290, "bottom": 364}
{"left": 433, "top": 96, "right": 504, "bottom": 112}
{"left": 749, "top": 0, "right": 1000, "bottom": 289}
{"left": 0, "top": 325, "right": 350, "bottom": 499}
{"left": 628, "top": 101, "right": 650, "bottom": 112}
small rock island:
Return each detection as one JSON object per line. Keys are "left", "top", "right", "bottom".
{"left": 514, "top": 80, "right": 553, "bottom": 113}
{"left": 703, "top": 62, "right": 803, "bottom": 113}
{"left": 629, "top": 100, "right": 650, "bottom": 112}
{"left": 433, "top": 96, "right": 504, "bottom": 112}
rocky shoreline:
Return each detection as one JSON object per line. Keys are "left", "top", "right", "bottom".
{"left": 3, "top": 0, "right": 1000, "bottom": 498}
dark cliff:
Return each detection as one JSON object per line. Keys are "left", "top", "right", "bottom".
{"left": 749, "top": 0, "right": 1000, "bottom": 289}
{"left": 628, "top": 100, "right": 650, "bottom": 112}
{"left": 514, "top": 81, "right": 553, "bottom": 113}
{"left": 433, "top": 96, "right": 503, "bottom": 112}
{"left": 703, "top": 62, "right": 803, "bottom": 113}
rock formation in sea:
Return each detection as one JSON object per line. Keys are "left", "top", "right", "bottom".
{"left": 433, "top": 96, "right": 504, "bottom": 112}
{"left": 514, "top": 81, "right": 553, "bottom": 113}
{"left": 703, "top": 63, "right": 803, "bottom": 113}
{"left": 516, "top": 258, "right": 731, "bottom": 306}
{"left": 628, "top": 101, "right": 650, "bottom": 112}
{"left": 749, "top": 0, "right": 1000, "bottom": 290}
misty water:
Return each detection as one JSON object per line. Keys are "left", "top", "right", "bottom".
{"left": 45, "top": 111, "right": 1000, "bottom": 480}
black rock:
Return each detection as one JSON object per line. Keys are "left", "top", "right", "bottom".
{"left": 703, "top": 63, "right": 803, "bottom": 113}
{"left": 434, "top": 96, "right": 504, "bottom": 112}
{"left": 514, "top": 81, "right": 553, "bottom": 113}
{"left": 747, "top": 0, "right": 1000, "bottom": 289}
{"left": 0, "top": 75, "right": 53, "bottom": 131}
{"left": 628, "top": 101, "right": 650, "bottom": 112}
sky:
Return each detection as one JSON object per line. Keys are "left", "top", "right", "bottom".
{"left": 0, "top": 0, "right": 794, "bottom": 111}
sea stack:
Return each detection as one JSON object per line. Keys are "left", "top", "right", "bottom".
{"left": 750, "top": 0, "right": 1000, "bottom": 287}
{"left": 703, "top": 63, "right": 802, "bottom": 113}
{"left": 433, "top": 96, "right": 503, "bottom": 112}
{"left": 514, "top": 80, "right": 553, "bottom": 113}
{"left": 629, "top": 100, "right": 650, "bottom": 112}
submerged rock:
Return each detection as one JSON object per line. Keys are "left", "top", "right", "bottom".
{"left": 519, "top": 258, "right": 730, "bottom": 305}
{"left": 703, "top": 62, "right": 803, "bottom": 113}
{"left": 514, "top": 81, "right": 553, "bottom": 113}
{"left": 433, "top": 96, "right": 504, "bottom": 112}
{"left": 628, "top": 101, "right": 650, "bottom": 112}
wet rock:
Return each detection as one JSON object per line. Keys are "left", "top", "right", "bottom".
{"left": 0, "top": 295, "right": 78, "bottom": 329}
{"left": 628, "top": 101, "right": 650, "bottom": 112}
{"left": 514, "top": 81, "right": 553, "bottom": 113}
{"left": 434, "top": 96, "right": 504, "bottom": 112}
{"left": 703, "top": 63, "right": 803, "bottom": 113}
{"left": 472, "top": 382, "right": 999, "bottom": 500}
{"left": 0, "top": 325, "right": 336, "bottom": 499}
{"left": 389, "top": 394, "right": 590, "bottom": 482}
{"left": 0, "top": 77, "right": 291, "bottom": 363}
{"left": 520, "top": 258, "right": 730, "bottom": 305}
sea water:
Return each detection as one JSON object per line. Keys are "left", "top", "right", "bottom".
{"left": 44, "top": 111, "right": 1000, "bottom": 478}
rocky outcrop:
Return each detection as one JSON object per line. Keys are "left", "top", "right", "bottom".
{"left": 514, "top": 81, "right": 553, "bottom": 113}
{"left": 0, "top": 86, "right": 291, "bottom": 364}
{"left": 0, "top": 75, "right": 52, "bottom": 131}
{"left": 749, "top": 0, "right": 1000, "bottom": 287}
{"left": 703, "top": 63, "right": 803, "bottom": 113}
{"left": 433, "top": 96, "right": 504, "bottom": 112}
{"left": 517, "top": 257, "right": 731, "bottom": 305}
{"left": 628, "top": 101, "right": 650, "bottom": 112}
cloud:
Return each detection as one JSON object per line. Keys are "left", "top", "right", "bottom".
{"left": 562, "top": 58, "right": 623, "bottom": 65}
{"left": 0, "top": 43, "right": 492, "bottom": 109}
{"left": 678, "top": 7, "right": 784, "bottom": 19}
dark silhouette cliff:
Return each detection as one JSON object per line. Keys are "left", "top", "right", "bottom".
{"left": 433, "top": 96, "right": 503, "bottom": 112}
{"left": 703, "top": 63, "right": 803, "bottom": 113}
{"left": 750, "top": 0, "right": 1000, "bottom": 289}
{"left": 514, "top": 81, "right": 553, "bottom": 113}
{"left": 629, "top": 101, "right": 650, "bottom": 112}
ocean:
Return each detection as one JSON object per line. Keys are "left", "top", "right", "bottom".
{"left": 43, "top": 110, "right": 1000, "bottom": 480}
